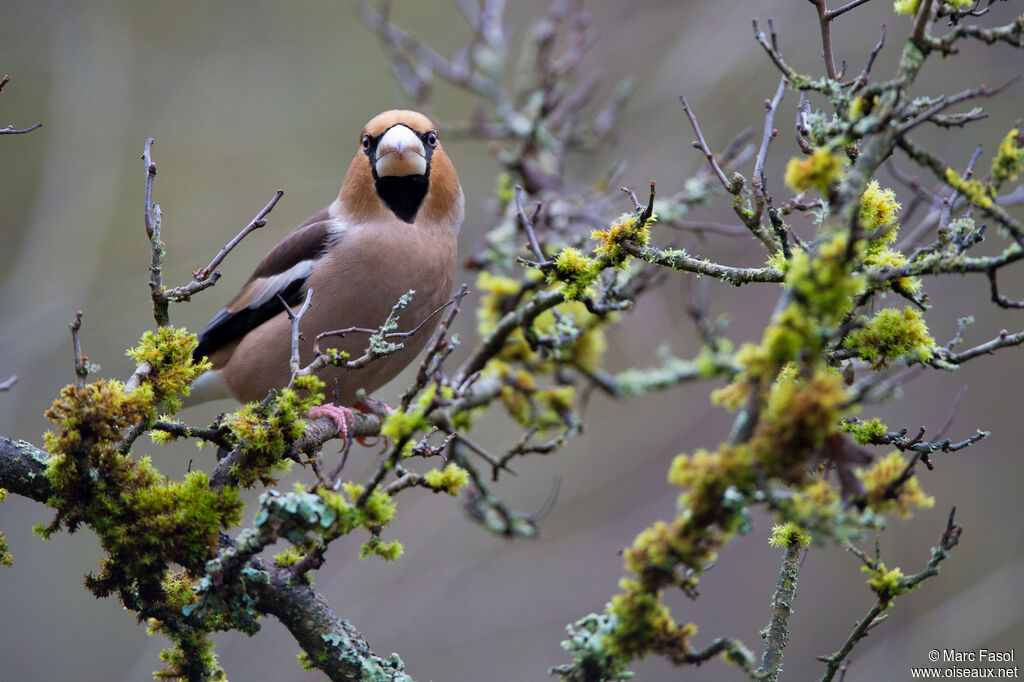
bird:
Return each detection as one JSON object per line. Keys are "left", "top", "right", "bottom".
{"left": 188, "top": 110, "right": 463, "bottom": 438}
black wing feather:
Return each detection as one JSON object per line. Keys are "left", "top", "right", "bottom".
{"left": 192, "top": 210, "right": 338, "bottom": 361}
{"left": 193, "top": 276, "right": 308, "bottom": 361}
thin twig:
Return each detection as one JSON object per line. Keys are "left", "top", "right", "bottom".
{"left": 826, "top": 0, "right": 874, "bottom": 20}
{"left": 810, "top": 0, "right": 840, "bottom": 80}
{"left": 513, "top": 185, "right": 548, "bottom": 265}
{"left": 936, "top": 328, "right": 1024, "bottom": 363}
{"left": 0, "top": 76, "right": 43, "bottom": 133}
{"left": 0, "top": 122, "right": 43, "bottom": 135}
{"left": 124, "top": 362, "right": 152, "bottom": 395}
{"left": 939, "top": 144, "right": 984, "bottom": 228}
{"left": 69, "top": 311, "right": 88, "bottom": 389}
{"left": 795, "top": 91, "right": 813, "bottom": 153}
{"left": 143, "top": 138, "right": 157, "bottom": 239}
{"left": 848, "top": 24, "right": 886, "bottom": 91}
{"left": 754, "top": 76, "right": 787, "bottom": 197}
{"left": 819, "top": 509, "right": 962, "bottom": 682}
{"left": 194, "top": 190, "right": 285, "bottom": 281}
{"left": 313, "top": 291, "right": 466, "bottom": 355}
{"left": 279, "top": 288, "right": 315, "bottom": 376}
{"left": 911, "top": 0, "right": 936, "bottom": 44}
{"left": 680, "top": 96, "right": 731, "bottom": 191}
{"left": 898, "top": 77, "right": 1020, "bottom": 135}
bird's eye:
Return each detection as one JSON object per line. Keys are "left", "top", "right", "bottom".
{"left": 426, "top": 131, "right": 438, "bottom": 148}
{"left": 361, "top": 135, "right": 371, "bottom": 151}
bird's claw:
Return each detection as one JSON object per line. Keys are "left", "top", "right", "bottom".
{"left": 308, "top": 404, "right": 355, "bottom": 441}
{"left": 352, "top": 398, "right": 393, "bottom": 449}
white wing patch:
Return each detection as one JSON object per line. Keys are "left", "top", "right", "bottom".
{"left": 243, "top": 259, "right": 315, "bottom": 310}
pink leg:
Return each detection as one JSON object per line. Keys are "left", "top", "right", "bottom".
{"left": 352, "top": 398, "right": 393, "bottom": 449}
{"left": 307, "top": 404, "right": 355, "bottom": 441}
{"left": 353, "top": 397, "right": 393, "bottom": 416}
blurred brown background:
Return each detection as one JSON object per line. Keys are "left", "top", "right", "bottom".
{"left": 1, "top": 2, "right": 1022, "bottom": 680}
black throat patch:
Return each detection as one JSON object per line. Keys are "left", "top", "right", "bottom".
{"left": 366, "top": 125, "right": 435, "bottom": 224}
{"left": 374, "top": 175, "right": 430, "bottom": 223}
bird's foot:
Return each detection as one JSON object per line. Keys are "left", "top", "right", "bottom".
{"left": 352, "top": 398, "right": 393, "bottom": 449}
{"left": 354, "top": 397, "right": 394, "bottom": 417}
{"left": 307, "top": 404, "right": 355, "bottom": 441}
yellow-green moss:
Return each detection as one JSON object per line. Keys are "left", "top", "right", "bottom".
{"left": 784, "top": 148, "right": 846, "bottom": 195}
{"left": 127, "top": 327, "right": 210, "bottom": 415}
{"left": 668, "top": 444, "right": 756, "bottom": 524}
{"left": 475, "top": 271, "right": 524, "bottom": 337}
{"left": 423, "top": 463, "right": 469, "bottom": 496}
{"left": 893, "top": 0, "right": 920, "bottom": 16}
{"left": 606, "top": 577, "right": 697, "bottom": 661}
{"left": 992, "top": 128, "right": 1024, "bottom": 186}
{"left": 858, "top": 451, "right": 935, "bottom": 517}
{"left": 154, "top": 629, "right": 225, "bottom": 681}
{"left": 862, "top": 561, "right": 906, "bottom": 605}
{"left": 864, "top": 246, "right": 922, "bottom": 296}
{"left": 223, "top": 376, "right": 325, "bottom": 488}
{"left": 844, "top": 307, "right": 935, "bottom": 365}
{"left": 39, "top": 373, "right": 244, "bottom": 605}
{"left": 274, "top": 546, "right": 305, "bottom": 568}
{"left": 769, "top": 522, "right": 812, "bottom": 548}
{"left": 549, "top": 247, "right": 600, "bottom": 300}
{"left": 859, "top": 180, "right": 902, "bottom": 234}
{"left": 785, "top": 233, "right": 865, "bottom": 326}
{"left": 591, "top": 212, "right": 656, "bottom": 266}
{"left": 892, "top": 0, "right": 968, "bottom": 16}
{"left": 944, "top": 167, "right": 993, "bottom": 210}
{"left": 0, "top": 489, "right": 10, "bottom": 565}
{"left": 840, "top": 417, "right": 888, "bottom": 445}
{"left": 755, "top": 367, "right": 847, "bottom": 483}
{"left": 359, "top": 536, "right": 404, "bottom": 561}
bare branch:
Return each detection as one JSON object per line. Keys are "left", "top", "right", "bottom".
{"left": 928, "top": 11, "right": 1024, "bottom": 55}
{"left": 754, "top": 76, "right": 787, "bottom": 197}
{"left": 514, "top": 184, "right": 548, "bottom": 265}
{"left": 0, "top": 121, "right": 42, "bottom": 135}
{"left": 911, "top": 0, "right": 936, "bottom": 45}
{"left": 936, "top": 327, "right": 1024, "bottom": 363}
{"left": 194, "top": 190, "right": 284, "bottom": 281}
{"left": 939, "top": 144, "right": 984, "bottom": 229}
{"left": 279, "top": 288, "right": 315, "bottom": 377}
{"left": 142, "top": 138, "right": 157, "bottom": 239}
{"left": 69, "top": 311, "right": 88, "bottom": 389}
{"left": 897, "top": 77, "right": 1020, "bottom": 135}
{"left": 810, "top": 0, "right": 840, "bottom": 80}
{"left": 847, "top": 24, "right": 886, "bottom": 92}
{"left": 826, "top": 0, "right": 875, "bottom": 21}
{"left": 0, "top": 75, "right": 42, "bottom": 134}
{"left": 680, "top": 96, "right": 731, "bottom": 191}
{"left": 795, "top": 91, "right": 813, "bottom": 153}
{"left": 819, "top": 509, "right": 962, "bottom": 681}
{"left": 314, "top": 290, "right": 467, "bottom": 356}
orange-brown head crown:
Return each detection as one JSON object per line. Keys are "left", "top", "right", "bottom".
{"left": 339, "top": 110, "right": 461, "bottom": 227}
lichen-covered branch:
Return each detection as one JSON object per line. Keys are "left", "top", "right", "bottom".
{"left": 251, "top": 562, "right": 414, "bottom": 681}
{"left": 757, "top": 533, "right": 807, "bottom": 681}
{"left": 0, "top": 437, "right": 52, "bottom": 503}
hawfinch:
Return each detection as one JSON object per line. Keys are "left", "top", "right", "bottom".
{"left": 189, "top": 110, "right": 463, "bottom": 431}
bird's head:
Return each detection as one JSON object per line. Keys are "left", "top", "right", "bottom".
{"left": 339, "top": 110, "right": 462, "bottom": 228}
